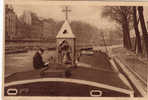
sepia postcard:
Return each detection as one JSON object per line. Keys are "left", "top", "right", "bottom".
{"left": 2, "top": 0, "right": 148, "bottom": 100}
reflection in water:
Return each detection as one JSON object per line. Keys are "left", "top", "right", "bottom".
{"left": 5, "top": 50, "right": 56, "bottom": 77}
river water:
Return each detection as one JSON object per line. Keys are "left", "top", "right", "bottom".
{"left": 5, "top": 50, "right": 56, "bottom": 77}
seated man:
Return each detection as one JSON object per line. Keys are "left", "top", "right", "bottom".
{"left": 33, "top": 48, "right": 48, "bottom": 70}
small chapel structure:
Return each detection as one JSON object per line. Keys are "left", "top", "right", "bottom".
{"left": 56, "top": 6, "right": 76, "bottom": 65}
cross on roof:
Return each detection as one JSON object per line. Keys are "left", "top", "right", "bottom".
{"left": 62, "top": 6, "right": 71, "bottom": 20}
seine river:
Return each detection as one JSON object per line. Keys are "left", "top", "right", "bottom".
{"left": 5, "top": 50, "right": 56, "bottom": 77}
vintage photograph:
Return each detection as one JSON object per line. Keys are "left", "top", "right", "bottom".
{"left": 3, "top": 1, "right": 148, "bottom": 98}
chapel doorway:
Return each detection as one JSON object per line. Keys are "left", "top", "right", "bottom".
{"left": 58, "top": 40, "right": 72, "bottom": 64}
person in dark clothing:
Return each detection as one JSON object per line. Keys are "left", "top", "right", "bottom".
{"left": 33, "top": 48, "right": 48, "bottom": 69}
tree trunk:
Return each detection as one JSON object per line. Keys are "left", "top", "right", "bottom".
{"left": 133, "top": 6, "right": 142, "bottom": 54}
{"left": 138, "top": 6, "right": 148, "bottom": 58}
{"left": 122, "top": 16, "right": 132, "bottom": 49}
{"left": 122, "top": 24, "right": 127, "bottom": 48}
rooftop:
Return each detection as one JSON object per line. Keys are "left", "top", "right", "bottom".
{"left": 56, "top": 20, "right": 75, "bottom": 39}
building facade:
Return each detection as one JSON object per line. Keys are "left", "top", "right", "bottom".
{"left": 5, "top": 4, "right": 17, "bottom": 40}
{"left": 42, "top": 19, "right": 56, "bottom": 40}
{"left": 21, "top": 11, "right": 32, "bottom": 25}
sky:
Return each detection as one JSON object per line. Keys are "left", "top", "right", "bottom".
{"left": 5, "top": 0, "right": 148, "bottom": 33}
{"left": 11, "top": 4, "right": 116, "bottom": 30}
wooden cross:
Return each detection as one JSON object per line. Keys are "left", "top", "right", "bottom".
{"left": 62, "top": 6, "right": 71, "bottom": 20}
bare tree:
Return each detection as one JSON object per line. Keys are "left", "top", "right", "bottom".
{"left": 102, "top": 6, "right": 132, "bottom": 49}
{"left": 133, "top": 6, "right": 142, "bottom": 54}
{"left": 138, "top": 6, "right": 148, "bottom": 58}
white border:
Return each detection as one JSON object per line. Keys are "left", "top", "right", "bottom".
{"left": 0, "top": 0, "right": 3, "bottom": 99}
{"left": 4, "top": 1, "right": 148, "bottom": 6}
{"left": 2, "top": 1, "right": 148, "bottom": 100}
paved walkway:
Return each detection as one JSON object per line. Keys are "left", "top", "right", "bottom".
{"left": 110, "top": 46, "right": 148, "bottom": 96}
{"left": 111, "top": 47, "right": 148, "bottom": 84}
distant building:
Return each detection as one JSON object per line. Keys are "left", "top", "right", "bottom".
{"left": 30, "top": 13, "right": 43, "bottom": 39}
{"left": 21, "top": 11, "right": 32, "bottom": 25}
{"left": 5, "top": 4, "right": 17, "bottom": 40}
{"left": 42, "top": 19, "right": 56, "bottom": 39}
{"left": 42, "top": 19, "right": 51, "bottom": 39}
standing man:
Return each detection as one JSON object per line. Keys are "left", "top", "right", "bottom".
{"left": 33, "top": 48, "right": 48, "bottom": 69}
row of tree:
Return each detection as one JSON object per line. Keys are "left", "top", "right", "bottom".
{"left": 102, "top": 6, "right": 148, "bottom": 58}
{"left": 16, "top": 12, "right": 47, "bottom": 39}
{"left": 15, "top": 11, "right": 109, "bottom": 45}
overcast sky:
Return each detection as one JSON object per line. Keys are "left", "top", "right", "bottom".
{"left": 5, "top": 1, "right": 148, "bottom": 31}
{"left": 12, "top": 5, "right": 116, "bottom": 30}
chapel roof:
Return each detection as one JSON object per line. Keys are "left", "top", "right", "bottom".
{"left": 56, "top": 20, "right": 75, "bottom": 38}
